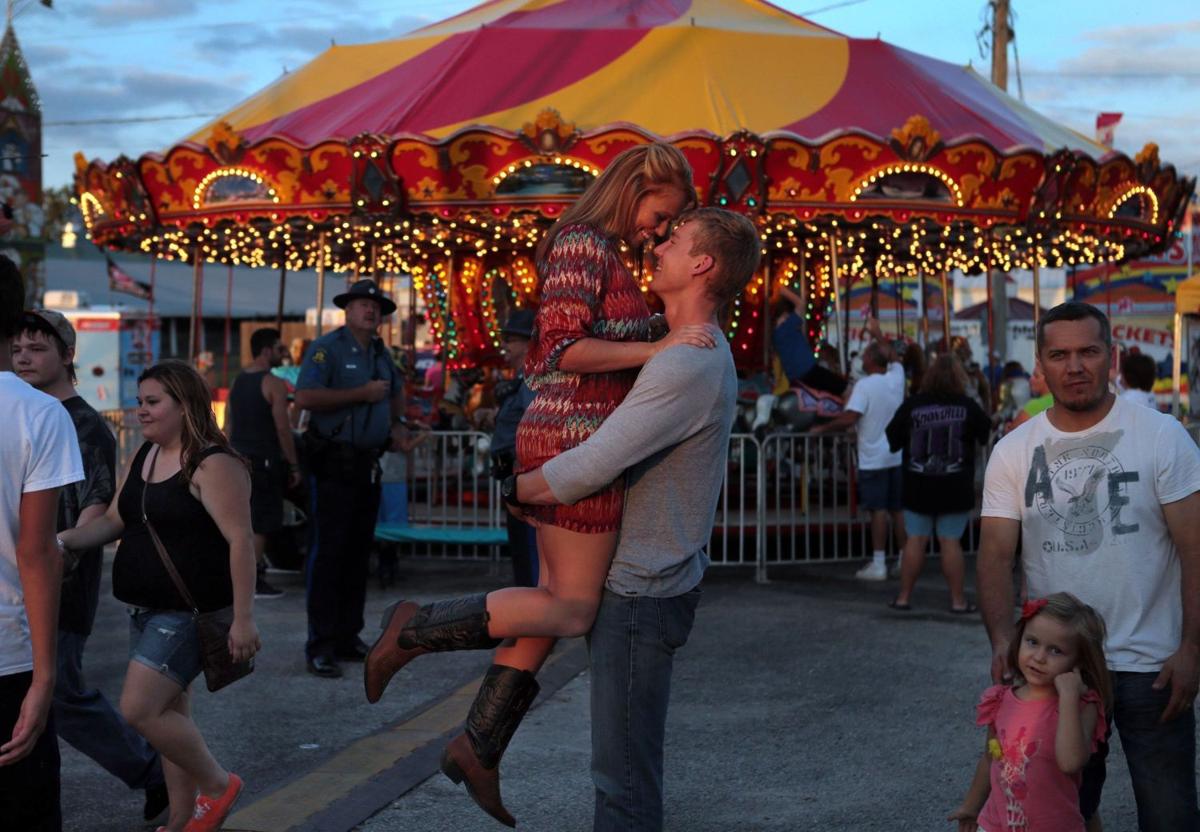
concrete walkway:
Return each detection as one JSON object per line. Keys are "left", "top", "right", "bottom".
{"left": 61, "top": 556, "right": 1151, "bottom": 831}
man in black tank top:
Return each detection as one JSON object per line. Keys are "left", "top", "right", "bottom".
{"left": 225, "top": 328, "right": 301, "bottom": 599}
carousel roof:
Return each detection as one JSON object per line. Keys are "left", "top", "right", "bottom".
{"left": 183, "top": 0, "right": 1106, "bottom": 157}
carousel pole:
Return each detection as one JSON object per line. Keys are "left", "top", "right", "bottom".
{"left": 189, "top": 246, "right": 203, "bottom": 364}
{"left": 940, "top": 268, "right": 951, "bottom": 348}
{"left": 919, "top": 270, "right": 929, "bottom": 350}
{"left": 830, "top": 239, "right": 846, "bottom": 373}
{"left": 275, "top": 263, "right": 286, "bottom": 331}
{"left": 147, "top": 257, "right": 157, "bottom": 323}
{"left": 444, "top": 252, "right": 455, "bottom": 393}
{"left": 985, "top": 259, "right": 995, "bottom": 375}
{"left": 762, "top": 254, "right": 773, "bottom": 373}
{"left": 896, "top": 274, "right": 905, "bottom": 338}
{"left": 1032, "top": 260, "right": 1041, "bottom": 335}
{"left": 222, "top": 264, "right": 233, "bottom": 388}
{"left": 314, "top": 232, "right": 327, "bottom": 338}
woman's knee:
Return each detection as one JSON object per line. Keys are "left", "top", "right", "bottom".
{"left": 555, "top": 599, "right": 600, "bottom": 638}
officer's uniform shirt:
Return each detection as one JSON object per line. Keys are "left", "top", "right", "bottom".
{"left": 491, "top": 377, "right": 535, "bottom": 460}
{"left": 298, "top": 327, "right": 402, "bottom": 449}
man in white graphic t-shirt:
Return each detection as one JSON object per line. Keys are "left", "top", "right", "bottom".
{"left": 813, "top": 316, "right": 907, "bottom": 580}
{"left": 978, "top": 301, "right": 1200, "bottom": 832}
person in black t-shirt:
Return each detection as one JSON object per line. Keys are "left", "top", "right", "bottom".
{"left": 885, "top": 354, "right": 991, "bottom": 612}
{"left": 225, "top": 327, "right": 301, "bottom": 599}
{"left": 12, "top": 310, "right": 168, "bottom": 824}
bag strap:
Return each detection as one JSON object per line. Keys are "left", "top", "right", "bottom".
{"left": 140, "top": 447, "right": 201, "bottom": 615}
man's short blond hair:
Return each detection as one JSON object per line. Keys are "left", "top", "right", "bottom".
{"left": 677, "top": 208, "right": 762, "bottom": 308}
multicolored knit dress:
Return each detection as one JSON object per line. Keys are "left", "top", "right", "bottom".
{"left": 516, "top": 223, "right": 651, "bottom": 532}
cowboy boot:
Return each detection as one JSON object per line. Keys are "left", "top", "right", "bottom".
{"left": 364, "top": 593, "right": 501, "bottom": 704}
{"left": 440, "top": 664, "right": 540, "bottom": 828}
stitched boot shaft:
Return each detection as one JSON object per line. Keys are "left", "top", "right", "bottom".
{"left": 396, "top": 593, "right": 502, "bottom": 652}
{"left": 465, "top": 664, "right": 541, "bottom": 769}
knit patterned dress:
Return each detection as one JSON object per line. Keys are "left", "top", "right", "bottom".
{"left": 516, "top": 223, "right": 651, "bottom": 532}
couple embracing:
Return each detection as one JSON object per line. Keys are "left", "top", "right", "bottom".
{"left": 364, "top": 143, "right": 760, "bottom": 829}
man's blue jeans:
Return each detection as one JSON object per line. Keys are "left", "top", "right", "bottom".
{"left": 586, "top": 587, "right": 701, "bottom": 832}
{"left": 53, "top": 630, "right": 162, "bottom": 790}
{"left": 1080, "top": 670, "right": 1199, "bottom": 831}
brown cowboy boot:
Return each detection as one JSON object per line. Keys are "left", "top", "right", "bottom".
{"left": 440, "top": 664, "right": 540, "bottom": 828}
{"left": 364, "top": 593, "right": 501, "bottom": 704}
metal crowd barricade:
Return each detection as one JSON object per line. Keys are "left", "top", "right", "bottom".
{"left": 394, "top": 429, "right": 504, "bottom": 561}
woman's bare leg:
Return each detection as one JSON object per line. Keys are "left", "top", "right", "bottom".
{"left": 894, "top": 535, "right": 928, "bottom": 606}
{"left": 158, "top": 688, "right": 198, "bottom": 831}
{"left": 485, "top": 526, "right": 618, "bottom": 641}
{"left": 492, "top": 537, "right": 557, "bottom": 673}
{"left": 938, "top": 536, "right": 968, "bottom": 610}
{"left": 120, "top": 663, "right": 229, "bottom": 804}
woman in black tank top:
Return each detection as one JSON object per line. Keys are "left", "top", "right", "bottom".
{"left": 59, "top": 361, "right": 257, "bottom": 832}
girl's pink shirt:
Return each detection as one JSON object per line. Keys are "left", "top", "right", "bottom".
{"left": 975, "top": 684, "right": 1106, "bottom": 832}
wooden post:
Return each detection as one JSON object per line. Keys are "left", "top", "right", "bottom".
{"left": 761, "top": 254, "right": 773, "bottom": 373}
{"left": 991, "top": 0, "right": 1010, "bottom": 90}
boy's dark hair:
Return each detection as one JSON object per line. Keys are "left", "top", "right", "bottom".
{"left": 0, "top": 255, "right": 23, "bottom": 340}
{"left": 18, "top": 312, "right": 77, "bottom": 383}
{"left": 250, "top": 327, "right": 281, "bottom": 357}
{"left": 1121, "top": 352, "right": 1157, "bottom": 392}
{"left": 1036, "top": 302, "right": 1112, "bottom": 353}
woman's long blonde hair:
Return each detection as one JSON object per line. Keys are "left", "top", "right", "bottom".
{"left": 537, "top": 142, "right": 696, "bottom": 264}
{"left": 138, "top": 360, "right": 243, "bottom": 485}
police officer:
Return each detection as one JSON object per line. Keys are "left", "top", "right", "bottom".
{"left": 296, "top": 279, "right": 404, "bottom": 678}
{"left": 489, "top": 309, "right": 539, "bottom": 587}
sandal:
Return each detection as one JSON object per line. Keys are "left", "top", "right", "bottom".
{"left": 887, "top": 599, "right": 912, "bottom": 611}
{"left": 949, "top": 603, "right": 978, "bottom": 615}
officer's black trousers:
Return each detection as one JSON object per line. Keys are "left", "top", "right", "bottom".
{"left": 305, "top": 463, "right": 381, "bottom": 659}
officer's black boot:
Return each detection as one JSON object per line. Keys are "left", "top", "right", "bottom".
{"left": 440, "top": 664, "right": 540, "bottom": 828}
{"left": 364, "top": 593, "right": 501, "bottom": 703}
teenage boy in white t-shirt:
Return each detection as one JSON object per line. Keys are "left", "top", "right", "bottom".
{"left": 0, "top": 257, "right": 83, "bottom": 831}
{"left": 813, "top": 316, "right": 907, "bottom": 580}
{"left": 978, "top": 301, "right": 1200, "bottom": 832}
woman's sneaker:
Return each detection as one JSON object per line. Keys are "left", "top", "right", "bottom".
{"left": 255, "top": 569, "right": 284, "bottom": 599}
{"left": 184, "top": 772, "right": 243, "bottom": 832}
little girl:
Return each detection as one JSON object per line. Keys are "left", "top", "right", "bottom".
{"left": 949, "top": 593, "right": 1112, "bottom": 832}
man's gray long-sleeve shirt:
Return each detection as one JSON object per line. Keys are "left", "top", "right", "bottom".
{"left": 542, "top": 341, "right": 737, "bottom": 597}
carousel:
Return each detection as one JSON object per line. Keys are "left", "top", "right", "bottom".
{"left": 74, "top": 0, "right": 1195, "bottom": 375}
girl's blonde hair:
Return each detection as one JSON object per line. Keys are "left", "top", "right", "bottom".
{"left": 138, "top": 360, "right": 243, "bottom": 485}
{"left": 536, "top": 142, "right": 696, "bottom": 264}
{"left": 1008, "top": 591, "right": 1113, "bottom": 712}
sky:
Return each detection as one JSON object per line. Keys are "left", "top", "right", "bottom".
{"left": 14, "top": 0, "right": 1199, "bottom": 191}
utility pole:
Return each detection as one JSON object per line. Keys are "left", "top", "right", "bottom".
{"left": 990, "top": 0, "right": 1010, "bottom": 90}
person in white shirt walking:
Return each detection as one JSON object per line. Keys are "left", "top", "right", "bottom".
{"left": 0, "top": 256, "right": 83, "bottom": 831}
{"left": 813, "top": 317, "right": 907, "bottom": 580}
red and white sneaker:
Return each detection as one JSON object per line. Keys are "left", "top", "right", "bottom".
{"left": 184, "top": 772, "right": 243, "bottom": 831}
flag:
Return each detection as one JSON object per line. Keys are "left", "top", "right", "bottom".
{"left": 1095, "top": 112, "right": 1122, "bottom": 148}
{"left": 106, "top": 255, "right": 153, "bottom": 301}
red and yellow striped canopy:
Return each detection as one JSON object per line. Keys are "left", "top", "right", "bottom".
{"left": 188, "top": 0, "right": 1107, "bottom": 156}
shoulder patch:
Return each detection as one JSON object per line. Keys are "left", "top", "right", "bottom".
{"left": 312, "top": 348, "right": 327, "bottom": 364}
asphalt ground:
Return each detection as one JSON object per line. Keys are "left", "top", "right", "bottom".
{"left": 59, "top": 553, "right": 1158, "bottom": 831}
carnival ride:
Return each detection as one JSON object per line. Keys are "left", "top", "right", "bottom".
{"left": 74, "top": 0, "right": 1195, "bottom": 375}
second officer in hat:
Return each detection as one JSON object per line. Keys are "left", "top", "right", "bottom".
{"left": 295, "top": 279, "right": 405, "bottom": 677}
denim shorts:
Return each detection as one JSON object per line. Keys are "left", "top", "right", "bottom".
{"left": 903, "top": 510, "right": 970, "bottom": 539}
{"left": 128, "top": 608, "right": 203, "bottom": 688}
{"left": 858, "top": 466, "right": 902, "bottom": 511}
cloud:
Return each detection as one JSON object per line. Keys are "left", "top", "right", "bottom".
{"left": 40, "top": 67, "right": 244, "bottom": 123}
{"left": 75, "top": 0, "right": 198, "bottom": 27}
{"left": 191, "top": 15, "right": 431, "bottom": 66}
{"left": 1079, "top": 19, "right": 1200, "bottom": 49}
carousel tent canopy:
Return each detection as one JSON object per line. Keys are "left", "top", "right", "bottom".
{"left": 185, "top": 0, "right": 1108, "bottom": 155}
{"left": 956, "top": 296, "right": 1045, "bottom": 321}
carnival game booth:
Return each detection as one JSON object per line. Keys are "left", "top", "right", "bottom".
{"left": 75, "top": 0, "right": 1195, "bottom": 566}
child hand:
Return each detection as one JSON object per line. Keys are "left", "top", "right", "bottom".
{"left": 946, "top": 805, "right": 979, "bottom": 832}
{"left": 1054, "top": 668, "right": 1085, "bottom": 699}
